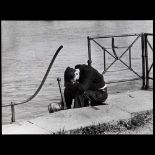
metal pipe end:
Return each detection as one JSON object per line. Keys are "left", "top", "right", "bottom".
{"left": 57, "top": 77, "right": 61, "bottom": 82}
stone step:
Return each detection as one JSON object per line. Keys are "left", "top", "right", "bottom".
{"left": 2, "top": 90, "right": 153, "bottom": 134}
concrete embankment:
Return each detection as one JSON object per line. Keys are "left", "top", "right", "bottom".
{"left": 2, "top": 90, "right": 153, "bottom": 134}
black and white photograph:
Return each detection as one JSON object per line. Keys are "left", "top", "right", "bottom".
{"left": 1, "top": 20, "right": 153, "bottom": 135}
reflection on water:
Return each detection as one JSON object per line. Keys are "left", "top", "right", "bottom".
{"left": 2, "top": 20, "right": 153, "bottom": 124}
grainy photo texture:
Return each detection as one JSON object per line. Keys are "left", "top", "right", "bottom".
{"left": 1, "top": 20, "right": 153, "bottom": 135}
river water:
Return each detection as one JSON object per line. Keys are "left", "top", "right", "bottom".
{"left": 2, "top": 20, "right": 153, "bottom": 124}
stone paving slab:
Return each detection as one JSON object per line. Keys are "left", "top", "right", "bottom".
{"left": 106, "top": 90, "right": 153, "bottom": 114}
{"left": 2, "top": 121, "right": 50, "bottom": 134}
{"left": 29, "top": 104, "right": 131, "bottom": 133}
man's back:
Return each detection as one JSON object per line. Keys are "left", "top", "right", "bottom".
{"left": 75, "top": 64, "right": 105, "bottom": 90}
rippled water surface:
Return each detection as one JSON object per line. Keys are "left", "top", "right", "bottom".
{"left": 2, "top": 20, "right": 153, "bottom": 124}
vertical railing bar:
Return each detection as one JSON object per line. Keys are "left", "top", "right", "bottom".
{"left": 129, "top": 47, "right": 131, "bottom": 68}
{"left": 145, "top": 34, "right": 149, "bottom": 89}
{"left": 103, "top": 48, "right": 106, "bottom": 71}
{"left": 87, "top": 36, "right": 92, "bottom": 66}
{"left": 11, "top": 102, "right": 15, "bottom": 123}
{"left": 141, "top": 33, "right": 146, "bottom": 89}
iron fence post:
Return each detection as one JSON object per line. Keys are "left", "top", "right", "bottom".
{"left": 11, "top": 102, "right": 15, "bottom": 123}
{"left": 103, "top": 48, "right": 106, "bottom": 71}
{"left": 141, "top": 33, "right": 146, "bottom": 89}
{"left": 87, "top": 36, "right": 92, "bottom": 66}
{"left": 129, "top": 47, "right": 131, "bottom": 68}
{"left": 144, "top": 33, "right": 149, "bottom": 89}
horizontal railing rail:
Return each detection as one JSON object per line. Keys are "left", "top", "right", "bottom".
{"left": 88, "top": 33, "right": 141, "bottom": 39}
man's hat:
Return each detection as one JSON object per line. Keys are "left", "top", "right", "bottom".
{"left": 64, "top": 67, "right": 76, "bottom": 82}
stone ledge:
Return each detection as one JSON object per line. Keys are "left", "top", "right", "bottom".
{"left": 2, "top": 90, "right": 153, "bottom": 134}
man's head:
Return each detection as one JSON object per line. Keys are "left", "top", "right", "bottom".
{"left": 74, "top": 68, "right": 80, "bottom": 81}
{"left": 64, "top": 67, "right": 80, "bottom": 82}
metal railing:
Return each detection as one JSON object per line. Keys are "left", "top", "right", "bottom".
{"left": 87, "top": 33, "right": 153, "bottom": 89}
{"left": 2, "top": 45, "right": 63, "bottom": 123}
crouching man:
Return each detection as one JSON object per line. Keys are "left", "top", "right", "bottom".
{"left": 48, "top": 64, "right": 108, "bottom": 113}
{"left": 63, "top": 64, "right": 108, "bottom": 109}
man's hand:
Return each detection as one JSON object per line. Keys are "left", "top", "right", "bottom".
{"left": 71, "top": 79, "right": 79, "bottom": 84}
